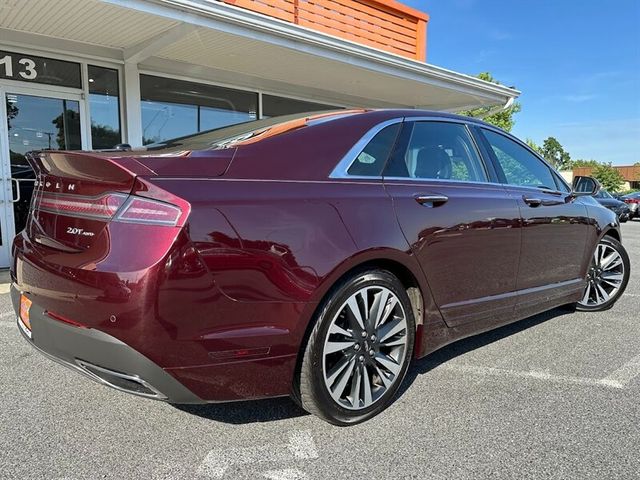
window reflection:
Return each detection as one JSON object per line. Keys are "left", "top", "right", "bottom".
{"left": 262, "top": 94, "right": 341, "bottom": 117}
{"left": 5, "top": 93, "right": 81, "bottom": 235}
{"left": 140, "top": 75, "right": 257, "bottom": 145}
{"left": 6, "top": 94, "right": 81, "bottom": 157}
{"left": 88, "top": 65, "right": 121, "bottom": 149}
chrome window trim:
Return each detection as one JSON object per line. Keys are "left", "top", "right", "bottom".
{"left": 328, "top": 114, "right": 574, "bottom": 193}
{"left": 382, "top": 177, "right": 507, "bottom": 188}
{"left": 329, "top": 117, "right": 403, "bottom": 179}
{"left": 329, "top": 115, "right": 493, "bottom": 181}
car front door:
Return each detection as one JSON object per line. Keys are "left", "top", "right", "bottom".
{"left": 475, "top": 127, "right": 591, "bottom": 317}
{"left": 383, "top": 119, "right": 522, "bottom": 328}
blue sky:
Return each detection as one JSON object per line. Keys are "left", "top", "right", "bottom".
{"left": 403, "top": 0, "right": 640, "bottom": 165}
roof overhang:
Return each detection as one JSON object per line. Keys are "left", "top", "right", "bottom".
{"left": 0, "top": 0, "right": 520, "bottom": 110}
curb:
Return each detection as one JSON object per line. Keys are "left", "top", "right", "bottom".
{"left": 0, "top": 270, "right": 11, "bottom": 294}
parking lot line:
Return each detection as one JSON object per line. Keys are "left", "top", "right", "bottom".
{"left": 599, "top": 354, "right": 640, "bottom": 388}
{"left": 263, "top": 469, "right": 309, "bottom": 480}
{"left": 198, "top": 430, "right": 318, "bottom": 479}
{"left": 440, "top": 363, "right": 628, "bottom": 389}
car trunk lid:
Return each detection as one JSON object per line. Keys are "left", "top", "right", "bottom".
{"left": 25, "top": 150, "right": 197, "bottom": 252}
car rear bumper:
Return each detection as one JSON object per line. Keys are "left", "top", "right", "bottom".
{"left": 11, "top": 230, "right": 305, "bottom": 403}
{"left": 11, "top": 285, "right": 203, "bottom": 404}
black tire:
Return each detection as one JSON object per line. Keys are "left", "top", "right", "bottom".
{"left": 298, "top": 269, "right": 415, "bottom": 426}
{"left": 576, "top": 236, "right": 630, "bottom": 312}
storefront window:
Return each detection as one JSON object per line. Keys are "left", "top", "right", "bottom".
{"left": 88, "top": 65, "right": 121, "bottom": 149}
{"left": 140, "top": 75, "right": 257, "bottom": 145}
{"left": 262, "top": 94, "right": 341, "bottom": 117}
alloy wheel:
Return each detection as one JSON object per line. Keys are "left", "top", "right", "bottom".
{"left": 321, "top": 286, "right": 408, "bottom": 410}
{"left": 579, "top": 241, "right": 625, "bottom": 307}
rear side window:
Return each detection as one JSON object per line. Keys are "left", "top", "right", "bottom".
{"left": 384, "top": 121, "right": 487, "bottom": 182}
{"left": 482, "top": 129, "right": 557, "bottom": 190}
{"left": 347, "top": 123, "right": 401, "bottom": 176}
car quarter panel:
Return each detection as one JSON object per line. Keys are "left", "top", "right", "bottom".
{"left": 139, "top": 176, "right": 438, "bottom": 393}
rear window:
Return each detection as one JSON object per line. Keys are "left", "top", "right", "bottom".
{"left": 346, "top": 123, "right": 401, "bottom": 177}
{"left": 144, "top": 110, "right": 359, "bottom": 152}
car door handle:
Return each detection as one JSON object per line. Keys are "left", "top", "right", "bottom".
{"left": 415, "top": 194, "right": 448, "bottom": 207}
{"left": 523, "top": 195, "right": 542, "bottom": 207}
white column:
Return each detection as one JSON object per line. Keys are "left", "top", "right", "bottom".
{"left": 123, "top": 62, "right": 143, "bottom": 147}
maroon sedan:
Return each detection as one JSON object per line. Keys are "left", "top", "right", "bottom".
{"left": 11, "top": 110, "right": 630, "bottom": 425}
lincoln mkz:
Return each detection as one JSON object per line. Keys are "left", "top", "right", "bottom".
{"left": 12, "top": 110, "right": 630, "bottom": 425}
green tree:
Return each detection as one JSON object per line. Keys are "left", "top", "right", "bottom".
{"left": 571, "top": 159, "right": 600, "bottom": 168}
{"left": 459, "top": 72, "right": 521, "bottom": 132}
{"left": 525, "top": 138, "right": 542, "bottom": 154}
{"left": 592, "top": 162, "right": 625, "bottom": 192}
{"left": 540, "top": 136, "right": 571, "bottom": 170}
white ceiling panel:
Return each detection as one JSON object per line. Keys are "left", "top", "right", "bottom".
{"left": 0, "top": 0, "right": 177, "bottom": 49}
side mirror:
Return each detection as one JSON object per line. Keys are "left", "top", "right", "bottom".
{"left": 571, "top": 175, "right": 601, "bottom": 197}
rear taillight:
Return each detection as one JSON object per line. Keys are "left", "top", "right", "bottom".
{"left": 38, "top": 192, "right": 184, "bottom": 226}
{"left": 39, "top": 193, "right": 126, "bottom": 220}
{"left": 115, "top": 197, "right": 182, "bottom": 226}
{"left": 624, "top": 199, "right": 639, "bottom": 204}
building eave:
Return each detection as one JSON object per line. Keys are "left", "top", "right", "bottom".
{"left": 103, "top": 0, "right": 520, "bottom": 105}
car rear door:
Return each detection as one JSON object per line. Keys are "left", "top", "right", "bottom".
{"left": 474, "top": 127, "right": 591, "bottom": 318}
{"left": 382, "top": 118, "right": 522, "bottom": 328}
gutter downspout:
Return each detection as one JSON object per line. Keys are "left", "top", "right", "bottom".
{"left": 478, "top": 96, "right": 515, "bottom": 119}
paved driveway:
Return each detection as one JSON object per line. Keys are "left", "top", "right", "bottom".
{"left": 1, "top": 222, "right": 639, "bottom": 480}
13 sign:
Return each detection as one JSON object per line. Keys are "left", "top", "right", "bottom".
{"left": 0, "top": 51, "right": 82, "bottom": 89}
{"left": 0, "top": 55, "right": 36, "bottom": 80}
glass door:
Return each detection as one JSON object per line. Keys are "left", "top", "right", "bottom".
{"left": 0, "top": 86, "right": 86, "bottom": 267}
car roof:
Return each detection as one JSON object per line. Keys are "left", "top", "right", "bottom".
{"left": 142, "top": 108, "right": 497, "bottom": 154}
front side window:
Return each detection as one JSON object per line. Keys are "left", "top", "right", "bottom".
{"left": 140, "top": 75, "right": 257, "bottom": 145}
{"left": 346, "top": 123, "right": 401, "bottom": 176}
{"left": 482, "top": 129, "right": 557, "bottom": 190}
{"left": 384, "top": 121, "right": 487, "bottom": 182}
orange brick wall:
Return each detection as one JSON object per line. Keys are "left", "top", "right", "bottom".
{"left": 222, "top": 0, "right": 429, "bottom": 61}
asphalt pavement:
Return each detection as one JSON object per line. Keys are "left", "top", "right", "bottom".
{"left": 1, "top": 222, "right": 639, "bottom": 480}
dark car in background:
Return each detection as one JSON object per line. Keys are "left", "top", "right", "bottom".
{"left": 593, "top": 190, "right": 630, "bottom": 222}
{"left": 11, "top": 110, "right": 631, "bottom": 425}
{"left": 621, "top": 192, "right": 640, "bottom": 219}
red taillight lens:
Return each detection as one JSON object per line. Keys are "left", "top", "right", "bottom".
{"left": 37, "top": 192, "right": 184, "bottom": 226}
{"left": 115, "top": 197, "right": 182, "bottom": 226}
{"left": 625, "top": 199, "right": 639, "bottom": 204}
{"left": 39, "top": 192, "right": 127, "bottom": 220}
